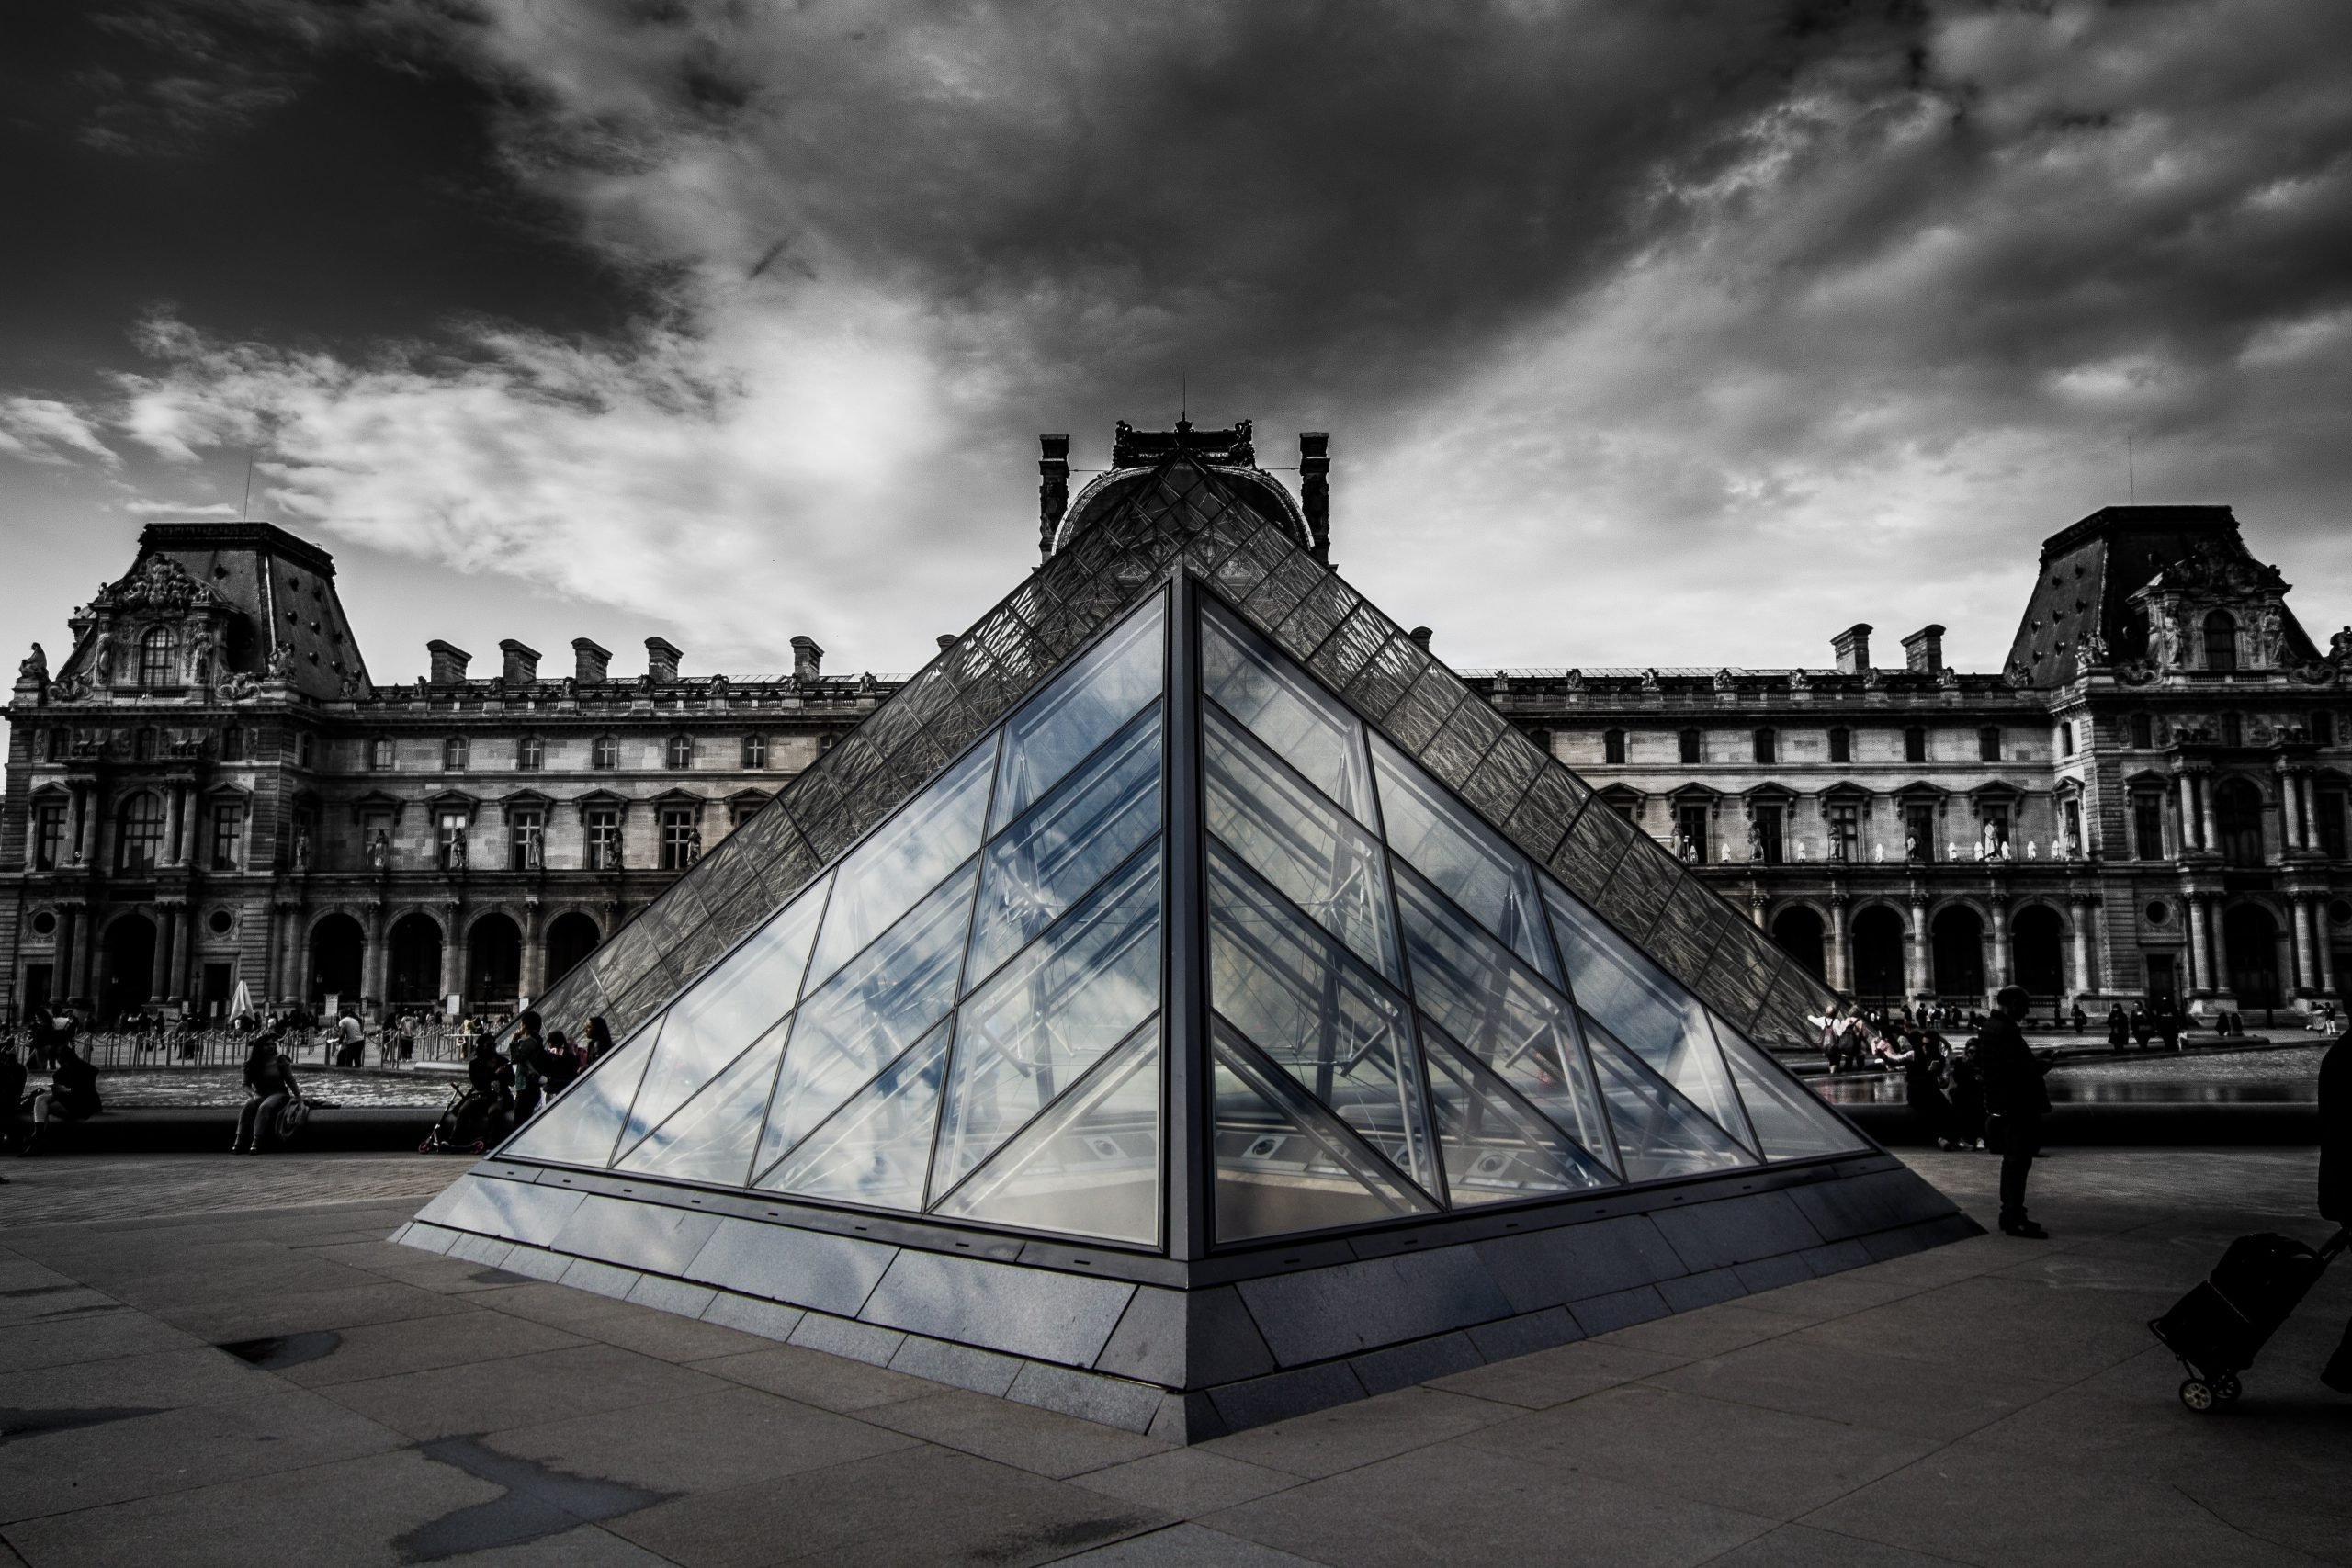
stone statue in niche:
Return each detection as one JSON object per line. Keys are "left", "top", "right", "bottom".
{"left": 293, "top": 828, "right": 311, "bottom": 871}
{"left": 1673, "top": 831, "right": 1694, "bottom": 862}
{"left": 686, "top": 824, "right": 705, "bottom": 864}
{"left": 339, "top": 672, "right": 365, "bottom": 699}
{"left": 447, "top": 834, "right": 468, "bottom": 872}
{"left": 367, "top": 830, "right": 390, "bottom": 870}
{"left": 523, "top": 823, "right": 544, "bottom": 872}
{"left": 90, "top": 629, "right": 113, "bottom": 683}
{"left": 2026, "top": 840, "right": 2039, "bottom": 860}
{"left": 1874, "top": 841, "right": 1886, "bottom": 863}
{"left": 1747, "top": 818, "right": 1765, "bottom": 862}
{"left": 187, "top": 623, "right": 216, "bottom": 683}
{"left": 2254, "top": 605, "right": 2284, "bottom": 668}
{"left": 1981, "top": 820, "right": 2001, "bottom": 861}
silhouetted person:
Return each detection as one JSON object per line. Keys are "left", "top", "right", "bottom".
{"left": 22, "top": 1040, "right": 99, "bottom": 1155}
{"left": 2107, "top": 1004, "right": 2130, "bottom": 1055}
{"left": 0, "top": 1040, "right": 24, "bottom": 1169}
{"left": 2070, "top": 1003, "right": 2088, "bottom": 1035}
{"left": 2322, "top": 1032, "right": 2350, "bottom": 1228}
{"left": 1886, "top": 1030, "right": 1957, "bottom": 1150}
{"left": 1947, "top": 1041, "right": 1987, "bottom": 1151}
{"left": 509, "top": 1010, "right": 549, "bottom": 1122}
{"left": 1978, "top": 985, "right": 2052, "bottom": 1237}
{"left": 2131, "top": 1001, "right": 2154, "bottom": 1050}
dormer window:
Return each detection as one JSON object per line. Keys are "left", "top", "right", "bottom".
{"left": 139, "top": 626, "right": 177, "bottom": 686}
{"left": 2204, "top": 609, "right": 2238, "bottom": 671}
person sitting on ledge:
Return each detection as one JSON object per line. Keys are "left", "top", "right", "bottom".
{"left": 20, "top": 1039, "right": 100, "bottom": 1156}
{"left": 232, "top": 1034, "right": 303, "bottom": 1155}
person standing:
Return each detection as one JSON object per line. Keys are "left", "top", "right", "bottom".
{"left": 582, "top": 1015, "right": 615, "bottom": 1065}
{"left": 1978, "top": 985, "right": 2053, "bottom": 1237}
{"left": 0, "top": 1040, "right": 23, "bottom": 1173}
{"left": 2155, "top": 995, "right": 2183, "bottom": 1054}
{"left": 2069, "top": 1003, "right": 2087, "bottom": 1035}
{"left": 335, "top": 1010, "right": 367, "bottom": 1068}
{"left": 2322, "top": 1028, "right": 2349, "bottom": 1228}
{"left": 1885, "top": 1029, "right": 1956, "bottom": 1150}
{"left": 2106, "top": 1003, "right": 2130, "bottom": 1055}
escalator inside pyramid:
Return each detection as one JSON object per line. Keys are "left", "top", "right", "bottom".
{"left": 402, "top": 421, "right": 1973, "bottom": 1440}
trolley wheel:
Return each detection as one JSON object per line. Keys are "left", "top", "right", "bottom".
{"left": 2215, "top": 1374, "right": 2243, "bottom": 1403}
{"left": 469, "top": 1140, "right": 488, "bottom": 1156}
{"left": 2179, "top": 1378, "right": 2216, "bottom": 1413}
{"left": 416, "top": 1137, "right": 435, "bottom": 1154}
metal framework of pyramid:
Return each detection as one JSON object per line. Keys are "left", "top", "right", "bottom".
{"left": 399, "top": 448, "right": 1970, "bottom": 1440}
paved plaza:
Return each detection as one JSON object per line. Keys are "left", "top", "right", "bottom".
{"left": 0, "top": 1148, "right": 2345, "bottom": 1567}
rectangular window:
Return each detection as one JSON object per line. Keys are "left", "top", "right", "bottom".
{"left": 517, "top": 736, "right": 543, "bottom": 771}
{"left": 1979, "top": 727, "right": 2002, "bottom": 761}
{"left": 730, "top": 795, "right": 768, "bottom": 827}
{"left": 1753, "top": 728, "right": 1776, "bottom": 765}
{"left": 33, "top": 803, "right": 66, "bottom": 869}
{"left": 593, "top": 737, "right": 618, "bottom": 770}
{"left": 659, "top": 806, "right": 698, "bottom": 870}
{"left": 1905, "top": 727, "right": 1928, "bottom": 763}
{"left": 1608, "top": 796, "right": 1639, "bottom": 825}
{"left": 741, "top": 734, "right": 769, "bottom": 769}
{"left": 2064, "top": 798, "right": 2085, "bottom": 855}
{"left": 119, "top": 795, "right": 165, "bottom": 873}
{"left": 370, "top": 737, "right": 394, "bottom": 771}
{"left": 1602, "top": 728, "right": 1625, "bottom": 765}
{"left": 44, "top": 728, "right": 65, "bottom": 763}
{"left": 2318, "top": 792, "right": 2347, "bottom": 859}
{"left": 361, "top": 809, "right": 393, "bottom": 867}
{"left": 2312, "top": 710, "right": 2335, "bottom": 747}
{"left": 1981, "top": 804, "right": 2010, "bottom": 852}
{"left": 1753, "top": 803, "right": 1784, "bottom": 864}
{"left": 209, "top": 804, "right": 243, "bottom": 871}
{"left": 437, "top": 811, "right": 469, "bottom": 871}
{"left": 1677, "top": 728, "right": 1700, "bottom": 765}
{"left": 443, "top": 736, "right": 468, "bottom": 771}
{"left": 1905, "top": 801, "right": 1936, "bottom": 859}
{"left": 2132, "top": 712, "right": 2154, "bottom": 749}
{"left": 1828, "top": 799, "right": 1860, "bottom": 861}
{"left": 2134, "top": 794, "right": 2166, "bottom": 860}
{"left": 586, "top": 807, "right": 622, "bottom": 870}
{"left": 509, "top": 807, "right": 545, "bottom": 871}
{"left": 2059, "top": 721, "right": 2074, "bottom": 757}
{"left": 1674, "top": 803, "right": 1709, "bottom": 861}
{"left": 1827, "top": 727, "right": 1850, "bottom": 764}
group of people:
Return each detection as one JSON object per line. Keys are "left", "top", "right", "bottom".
{"left": 0, "top": 1009, "right": 103, "bottom": 1168}
{"left": 2104, "top": 998, "right": 2186, "bottom": 1053}
{"left": 424, "top": 1010, "right": 615, "bottom": 1154}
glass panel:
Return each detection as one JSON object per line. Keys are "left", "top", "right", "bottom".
{"left": 755, "top": 859, "right": 978, "bottom": 1174}
{"left": 763, "top": 1019, "right": 954, "bottom": 1211}
{"left": 1716, "top": 1021, "right": 1868, "bottom": 1159}
{"left": 1419, "top": 1014, "right": 1617, "bottom": 1204}
{"left": 1371, "top": 732, "right": 1559, "bottom": 984}
{"left": 1200, "top": 604, "right": 1377, "bottom": 826}
{"left": 616, "top": 1032, "right": 787, "bottom": 1186}
{"left": 1207, "top": 845, "right": 1436, "bottom": 1196}
{"left": 616, "top": 874, "right": 831, "bottom": 1157}
{"left": 1204, "top": 705, "right": 1399, "bottom": 983}
{"left": 806, "top": 739, "right": 996, "bottom": 992}
{"left": 931, "top": 1020, "right": 1161, "bottom": 1246}
{"left": 1211, "top": 1024, "right": 1435, "bottom": 1244}
{"left": 1583, "top": 1011, "right": 1757, "bottom": 1182}
{"left": 1391, "top": 864, "right": 1615, "bottom": 1173}
{"left": 502, "top": 1025, "right": 653, "bottom": 1168}
{"left": 1544, "top": 877, "right": 1753, "bottom": 1150}
{"left": 967, "top": 707, "right": 1161, "bottom": 984}
{"left": 932, "top": 849, "right": 1161, "bottom": 1201}
{"left": 990, "top": 592, "right": 1165, "bottom": 831}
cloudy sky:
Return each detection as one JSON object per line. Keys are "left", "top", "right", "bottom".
{"left": 6, "top": 0, "right": 2350, "bottom": 692}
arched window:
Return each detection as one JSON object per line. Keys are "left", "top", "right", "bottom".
{"left": 666, "top": 735, "right": 693, "bottom": 769}
{"left": 1753, "top": 727, "right": 1777, "bottom": 765}
{"left": 2204, "top": 609, "right": 2238, "bottom": 672}
{"left": 139, "top": 626, "right": 177, "bottom": 686}
{"left": 443, "top": 736, "right": 469, "bottom": 772}
{"left": 1602, "top": 728, "right": 1626, "bottom": 765}
{"left": 118, "top": 792, "right": 166, "bottom": 873}
{"left": 593, "top": 736, "right": 618, "bottom": 771}
{"left": 1827, "top": 727, "right": 1850, "bottom": 764}
{"left": 1678, "top": 728, "right": 1702, "bottom": 764}
{"left": 517, "top": 736, "right": 544, "bottom": 771}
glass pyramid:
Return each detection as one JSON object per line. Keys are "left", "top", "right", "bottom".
{"left": 502, "top": 543, "right": 1868, "bottom": 1253}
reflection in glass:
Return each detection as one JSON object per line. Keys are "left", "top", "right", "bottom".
{"left": 1205, "top": 706, "right": 1399, "bottom": 982}
{"left": 1211, "top": 1023, "right": 1434, "bottom": 1243}
{"left": 1544, "top": 877, "right": 1752, "bottom": 1150}
{"left": 619, "top": 1032, "right": 787, "bottom": 1186}
{"left": 504, "top": 1027, "right": 652, "bottom": 1168}
{"left": 1420, "top": 1014, "right": 1617, "bottom": 1203}
{"left": 992, "top": 592, "right": 1165, "bottom": 830}
{"left": 1371, "top": 733, "right": 1559, "bottom": 983}
{"left": 756, "top": 860, "right": 978, "bottom": 1174}
{"left": 932, "top": 1020, "right": 1161, "bottom": 1245}
{"left": 1583, "top": 1011, "right": 1755, "bottom": 1182}
{"left": 1715, "top": 1021, "right": 1866, "bottom": 1159}
{"left": 806, "top": 740, "right": 996, "bottom": 992}
{"left": 616, "top": 874, "right": 830, "bottom": 1157}
{"left": 1207, "top": 846, "right": 1434, "bottom": 1195}
{"left": 1392, "top": 864, "right": 1614, "bottom": 1172}
{"left": 933, "top": 850, "right": 1161, "bottom": 1200}
{"left": 764, "top": 1020, "right": 953, "bottom": 1210}
{"left": 1200, "top": 604, "right": 1377, "bottom": 825}
{"left": 967, "top": 708, "right": 1160, "bottom": 984}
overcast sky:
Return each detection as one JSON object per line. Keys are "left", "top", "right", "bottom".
{"left": 6, "top": 0, "right": 2350, "bottom": 693}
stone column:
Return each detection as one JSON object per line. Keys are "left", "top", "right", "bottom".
{"left": 362, "top": 901, "right": 388, "bottom": 1020}
{"left": 280, "top": 903, "right": 306, "bottom": 1005}
{"left": 1827, "top": 894, "right": 1851, "bottom": 994}
{"left": 164, "top": 903, "right": 187, "bottom": 1000}
{"left": 1907, "top": 892, "right": 1929, "bottom": 998}
{"left": 2182, "top": 893, "right": 2201, "bottom": 991}
{"left": 54, "top": 906, "right": 78, "bottom": 1003}
{"left": 2199, "top": 776, "right": 2221, "bottom": 857}
{"left": 520, "top": 900, "right": 546, "bottom": 1004}
{"left": 1988, "top": 895, "right": 2011, "bottom": 993}
{"left": 2069, "top": 897, "right": 2093, "bottom": 998}
{"left": 2177, "top": 774, "right": 2199, "bottom": 852}
{"left": 149, "top": 906, "right": 175, "bottom": 1003}
{"left": 2281, "top": 773, "right": 2305, "bottom": 852}
{"left": 2321, "top": 916, "right": 2340, "bottom": 998}
{"left": 2291, "top": 897, "right": 2317, "bottom": 996}
{"left": 73, "top": 784, "right": 96, "bottom": 865}
{"left": 1748, "top": 892, "right": 1767, "bottom": 931}
{"left": 439, "top": 903, "right": 465, "bottom": 1014}
{"left": 2300, "top": 776, "right": 2320, "bottom": 850}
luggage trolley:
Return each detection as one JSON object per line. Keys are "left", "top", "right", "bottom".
{"left": 2150, "top": 1228, "right": 2349, "bottom": 1412}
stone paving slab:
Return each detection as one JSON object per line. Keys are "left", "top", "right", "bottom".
{"left": 0, "top": 1147, "right": 2345, "bottom": 1566}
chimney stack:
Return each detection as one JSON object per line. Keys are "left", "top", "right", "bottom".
{"left": 645, "top": 637, "right": 682, "bottom": 683}
{"left": 426, "top": 639, "right": 471, "bottom": 685}
{"left": 791, "top": 636, "right": 825, "bottom": 682}
{"left": 1831, "top": 623, "right": 1872, "bottom": 675}
{"left": 499, "top": 638, "right": 541, "bottom": 684}
{"left": 1901, "top": 624, "right": 1946, "bottom": 675}
{"left": 1299, "top": 432, "right": 1331, "bottom": 563}
{"left": 1038, "top": 434, "right": 1071, "bottom": 558}
{"left": 571, "top": 637, "right": 611, "bottom": 682}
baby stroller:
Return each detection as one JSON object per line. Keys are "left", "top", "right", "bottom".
{"left": 417, "top": 1080, "right": 511, "bottom": 1155}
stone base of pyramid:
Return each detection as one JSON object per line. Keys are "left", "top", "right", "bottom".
{"left": 394, "top": 1152, "right": 1973, "bottom": 1442}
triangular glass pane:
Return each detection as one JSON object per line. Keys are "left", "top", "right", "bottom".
{"left": 967, "top": 705, "right": 1161, "bottom": 984}
{"left": 1583, "top": 1011, "right": 1757, "bottom": 1182}
{"left": 1207, "top": 844, "right": 1437, "bottom": 1197}
{"left": 762, "top": 1018, "right": 953, "bottom": 1211}
{"left": 1391, "top": 863, "right": 1615, "bottom": 1174}
{"left": 805, "top": 738, "right": 997, "bottom": 993}
{"left": 502, "top": 1023, "right": 653, "bottom": 1168}
{"left": 932, "top": 849, "right": 1161, "bottom": 1200}
{"left": 616, "top": 873, "right": 831, "bottom": 1157}
{"left": 1200, "top": 600, "right": 1377, "bottom": 827}
{"left": 991, "top": 592, "right": 1165, "bottom": 831}
{"left": 1419, "top": 1013, "right": 1618, "bottom": 1204}
{"left": 1544, "top": 876, "right": 1754, "bottom": 1152}
{"left": 931, "top": 1020, "right": 1161, "bottom": 1246}
{"left": 1205, "top": 705, "right": 1400, "bottom": 983}
{"left": 754, "top": 858, "right": 978, "bottom": 1174}
{"left": 1371, "top": 731, "right": 1560, "bottom": 984}
{"left": 616, "top": 1029, "right": 788, "bottom": 1186}
{"left": 1212, "top": 1023, "right": 1437, "bottom": 1243}
{"left": 1716, "top": 1019, "right": 1869, "bottom": 1159}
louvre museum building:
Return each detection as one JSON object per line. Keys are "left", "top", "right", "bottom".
{"left": 4, "top": 421, "right": 2348, "bottom": 1038}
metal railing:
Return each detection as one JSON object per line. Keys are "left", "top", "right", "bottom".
{"left": 5, "top": 1025, "right": 481, "bottom": 1071}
